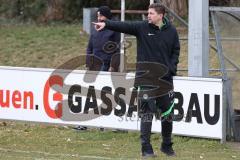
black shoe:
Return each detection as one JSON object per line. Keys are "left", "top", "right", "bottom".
{"left": 112, "top": 129, "right": 128, "bottom": 133}
{"left": 73, "top": 126, "right": 87, "bottom": 131}
{"left": 99, "top": 128, "right": 105, "bottom": 131}
{"left": 142, "top": 145, "right": 156, "bottom": 158}
{"left": 160, "top": 142, "right": 176, "bottom": 156}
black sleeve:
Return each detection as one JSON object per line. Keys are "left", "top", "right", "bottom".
{"left": 170, "top": 31, "right": 180, "bottom": 76}
{"left": 113, "top": 31, "right": 120, "bottom": 53}
{"left": 109, "top": 31, "right": 120, "bottom": 72}
{"left": 105, "top": 20, "right": 142, "bottom": 36}
{"left": 113, "top": 31, "right": 121, "bottom": 44}
{"left": 86, "top": 35, "right": 93, "bottom": 67}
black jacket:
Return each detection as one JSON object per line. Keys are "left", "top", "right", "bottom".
{"left": 86, "top": 28, "right": 120, "bottom": 67}
{"left": 105, "top": 18, "right": 180, "bottom": 81}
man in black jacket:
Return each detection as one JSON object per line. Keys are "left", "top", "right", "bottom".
{"left": 93, "top": 3, "right": 180, "bottom": 158}
{"left": 86, "top": 6, "right": 120, "bottom": 72}
{"left": 75, "top": 6, "right": 120, "bottom": 131}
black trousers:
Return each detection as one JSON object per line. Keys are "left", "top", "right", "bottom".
{"left": 139, "top": 90, "right": 174, "bottom": 148}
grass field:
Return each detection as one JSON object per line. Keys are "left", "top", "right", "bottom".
{"left": 0, "top": 24, "right": 239, "bottom": 159}
{"left": 0, "top": 121, "right": 240, "bottom": 160}
{"left": 0, "top": 23, "right": 87, "bottom": 68}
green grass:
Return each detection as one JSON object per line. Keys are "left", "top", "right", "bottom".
{"left": 0, "top": 121, "right": 239, "bottom": 160}
{"left": 0, "top": 24, "right": 88, "bottom": 69}
{"left": 0, "top": 24, "right": 240, "bottom": 159}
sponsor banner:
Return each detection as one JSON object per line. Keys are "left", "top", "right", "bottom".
{"left": 0, "top": 66, "right": 224, "bottom": 140}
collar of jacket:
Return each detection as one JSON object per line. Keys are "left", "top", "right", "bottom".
{"left": 148, "top": 17, "right": 169, "bottom": 31}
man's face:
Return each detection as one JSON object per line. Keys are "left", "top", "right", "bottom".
{"left": 147, "top": 8, "right": 163, "bottom": 25}
{"left": 97, "top": 12, "right": 107, "bottom": 22}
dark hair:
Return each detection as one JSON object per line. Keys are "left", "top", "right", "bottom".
{"left": 148, "top": 3, "right": 165, "bottom": 16}
{"left": 97, "top": 6, "right": 112, "bottom": 19}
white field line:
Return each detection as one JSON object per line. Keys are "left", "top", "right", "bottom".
{"left": 0, "top": 147, "right": 137, "bottom": 160}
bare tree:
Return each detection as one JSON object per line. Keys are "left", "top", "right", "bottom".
{"left": 160, "top": 0, "right": 188, "bottom": 17}
{"left": 40, "top": 0, "right": 64, "bottom": 22}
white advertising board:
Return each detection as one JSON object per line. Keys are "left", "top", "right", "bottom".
{"left": 0, "top": 66, "right": 224, "bottom": 140}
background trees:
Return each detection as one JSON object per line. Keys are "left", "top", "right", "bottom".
{"left": 0, "top": 0, "right": 239, "bottom": 23}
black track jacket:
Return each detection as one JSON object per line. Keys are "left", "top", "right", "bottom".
{"left": 105, "top": 18, "right": 180, "bottom": 82}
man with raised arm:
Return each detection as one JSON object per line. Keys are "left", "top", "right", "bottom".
{"left": 93, "top": 3, "right": 180, "bottom": 158}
